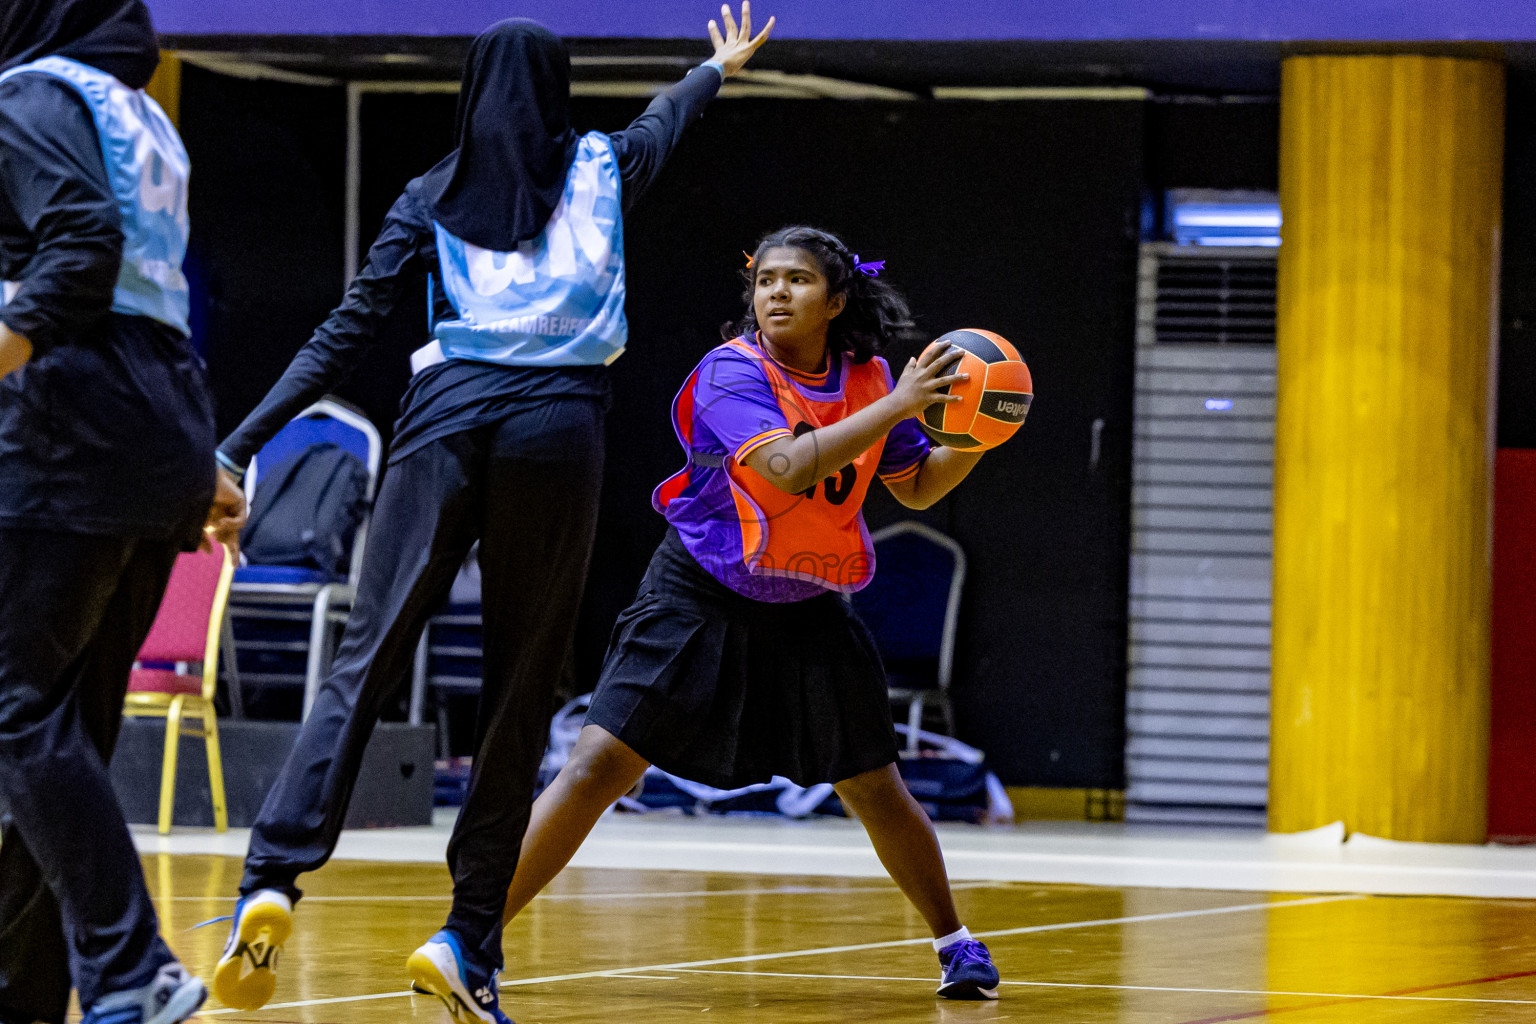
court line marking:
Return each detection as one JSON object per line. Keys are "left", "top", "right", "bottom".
{"left": 204, "top": 990, "right": 415, "bottom": 1013}
{"left": 671, "top": 969, "right": 1536, "bottom": 1006}
{"left": 163, "top": 881, "right": 1000, "bottom": 904}
{"left": 199, "top": 892, "right": 1358, "bottom": 1015}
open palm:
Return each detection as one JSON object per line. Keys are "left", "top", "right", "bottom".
{"left": 708, "top": 2, "right": 774, "bottom": 77}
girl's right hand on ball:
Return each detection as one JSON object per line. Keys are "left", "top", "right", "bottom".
{"left": 892, "top": 343, "right": 967, "bottom": 420}
{"left": 708, "top": 2, "right": 774, "bottom": 77}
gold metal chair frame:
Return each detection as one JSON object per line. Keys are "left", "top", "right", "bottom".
{"left": 123, "top": 548, "right": 235, "bottom": 834}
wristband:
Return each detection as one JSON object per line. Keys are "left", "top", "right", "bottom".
{"left": 215, "top": 450, "right": 247, "bottom": 482}
{"left": 702, "top": 59, "right": 726, "bottom": 80}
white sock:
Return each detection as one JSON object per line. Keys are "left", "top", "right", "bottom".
{"left": 933, "top": 926, "right": 972, "bottom": 952}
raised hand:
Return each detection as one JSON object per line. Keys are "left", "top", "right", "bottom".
{"left": 708, "top": 2, "right": 774, "bottom": 77}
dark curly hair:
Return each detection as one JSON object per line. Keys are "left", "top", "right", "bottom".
{"left": 723, "top": 225, "right": 913, "bottom": 363}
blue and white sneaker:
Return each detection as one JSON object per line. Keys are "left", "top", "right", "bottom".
{"left": 936, "top": 939, "right": 1000, "bottom": 1000}
{"left": 212, "top": 889, "right": 292, "bottom": 1010}
{"left": 81, "top": 962, "right": 206, "bottom": 1024}
{"left": 407, "top": 929, "right": 511, "bottom": 1024}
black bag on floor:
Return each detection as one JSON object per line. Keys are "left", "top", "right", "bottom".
{"left": 898, "top": 756, "right": 993, "bottom": 823}
{"left": 890, "top": 725, "right": 1014, "bottom": 825}
{"left": 241, "top": 443, "right": 369, "bottom": 576}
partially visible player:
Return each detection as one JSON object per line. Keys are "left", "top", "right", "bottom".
{"left": 211, "top": 9, "right": 773, "bottom": 1022}
{"left": 0, "top": 2, "right": 244, "bottom": 1023}
{"left": 471, "top": 226, "right": 1005, "bottom": 1006}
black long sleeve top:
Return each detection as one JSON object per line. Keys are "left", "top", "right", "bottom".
{"left": 219, "top": 65, "right": 724, "bottom": 471}
{"left": 0, "top": 74, "right": 123, "bottom": 352}
{"left": 0, "top": 73, "right": 214, "bottom": 540}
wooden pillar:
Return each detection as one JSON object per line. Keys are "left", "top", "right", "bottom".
{"left": 1269, "top": 55, "right": 1503, "bottom": 843}
{"left": 145, "top": 50, "right": 181, "bottom": 127}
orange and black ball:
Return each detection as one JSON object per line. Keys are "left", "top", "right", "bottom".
{"left": 917, "top": 329, "right": 1033, "bottom": 451}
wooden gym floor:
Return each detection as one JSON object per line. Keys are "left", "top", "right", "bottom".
{"left": 135, "top": 853, "right": 1536, "bottom": 1023}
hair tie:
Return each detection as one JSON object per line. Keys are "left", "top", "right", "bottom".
{"left": 743, "top": 250, "right": 755, "bottom": 269}
{"left": 851, "top": 254, "right": 885, "bottom": 278}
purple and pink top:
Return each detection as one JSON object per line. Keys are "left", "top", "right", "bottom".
{"left": 653, "top": 335, "right": 932, "bottom": 602}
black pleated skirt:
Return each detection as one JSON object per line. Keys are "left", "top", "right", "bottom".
{"left": 584, "top": 528, "right": 899, "bottom": 789}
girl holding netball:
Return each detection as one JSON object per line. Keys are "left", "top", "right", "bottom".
{"left": 211, "top": 9, "right": 772, "bottom": 1023}
{"left": 472, "top": 226, "right": 1003, "bottom": 1006}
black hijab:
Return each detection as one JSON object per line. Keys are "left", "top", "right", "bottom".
{"left": 418, "top": 19, "right": 580, "bottom": 252}
{"left": 0, "top": 0, "right": 160, "bottom": 89}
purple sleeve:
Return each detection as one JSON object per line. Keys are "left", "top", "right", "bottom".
{"left": 875, "top": 358, "right": 933, "bottom": 480}
{"left": 691, "top": 347, "right": 794, "bottom": 461}
{"left": 880, "top": 417, "right": 934, "bottom": 481}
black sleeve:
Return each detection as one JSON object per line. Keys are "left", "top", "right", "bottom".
{"left": 608, "top": 65, "right": 724, "bottom": 211}
{"left": 218, "top": 190, "right": 430, "bottom": 468}
{"left": 0, "top": 76, "right": 123, "bottom": 354}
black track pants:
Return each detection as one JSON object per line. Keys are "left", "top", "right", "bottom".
{"left": 241, "top": 397, "right": 605, "bottom": 970}
{"left": 0, "top": 530, "right": 181, "bottom": 1023}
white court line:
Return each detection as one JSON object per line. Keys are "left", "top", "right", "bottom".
{"left": 204, "top": 990, "right": 417, "bottom": 1013}
{"left": 673, "top": 969, "right": 1536, "bottom": 1006}
{"left": 200, "top": 893, "right": 1358, "bottom": 1015}
{"left": 968, "top": 893, "right": 1362, "bottom": 941}
{"left": 164, "top": 881, "right": 1001, "bottom": 904}
{"left": 164, "top": 881, "right": 1000, "bottom": 903}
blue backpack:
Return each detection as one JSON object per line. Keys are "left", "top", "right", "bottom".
{"left": 241, "top": 444, "right": 369, "bottom": 577}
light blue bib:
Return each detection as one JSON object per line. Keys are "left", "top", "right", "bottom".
{"left": 0, "top": 56, "right": 191, "bottom": 336}
{"left": 420, "top": 131, "right": 626, "bottom": 371}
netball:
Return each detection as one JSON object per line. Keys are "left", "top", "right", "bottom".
{"left": 917, "top": 329, "right": 1033, "bottom": 450}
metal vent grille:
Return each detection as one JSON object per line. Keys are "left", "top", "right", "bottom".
{"left": 1125, "top": 243, "right": 1279, "bottom": 828}
{"left": 1139, "top": 245, "right": 1277, "bottom": 346}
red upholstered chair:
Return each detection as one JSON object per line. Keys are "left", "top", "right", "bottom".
{"left": 124, "top": 546, "right": 235, "bottom": 834}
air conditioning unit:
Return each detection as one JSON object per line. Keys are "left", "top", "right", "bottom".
{"left": 1125, "top": 242, "right": 1278, "bottom": 827}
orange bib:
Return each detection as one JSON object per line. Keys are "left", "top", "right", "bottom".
{"left": 721, "top": 338, "right": 891, "bottom": 593}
